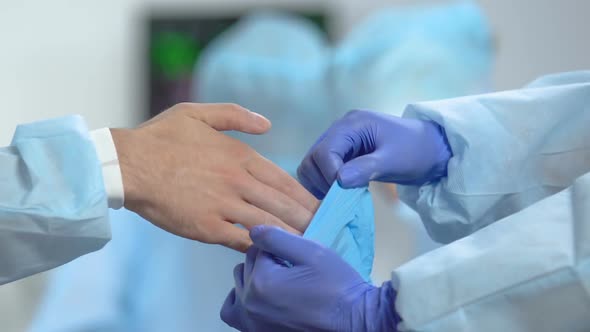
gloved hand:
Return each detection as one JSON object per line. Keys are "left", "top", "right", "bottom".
{"left": 297, "top": 110, "right": 452, "bottom": 199}
{"left": 221, "top": 225, "right": 400, "bottom": 332}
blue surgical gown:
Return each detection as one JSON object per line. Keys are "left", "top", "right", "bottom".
{"left": 0, "top": 115, "right": 110, "bottom": 285}
{"left": 394, "top": 71, "right": 590, "bottom": 331}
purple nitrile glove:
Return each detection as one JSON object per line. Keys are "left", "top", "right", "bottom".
{"left": 220, "top": 225, "right": 400, "bottom": 332}
{"left": 297, "top": 110, "right": 452, "bottom": 199}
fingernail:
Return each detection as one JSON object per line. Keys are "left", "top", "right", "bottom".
{"left": 250, "top": 112, "right": 268, "bottom": 122}
{"left": 251, "top": 112, "right": 271, "bottom": 130}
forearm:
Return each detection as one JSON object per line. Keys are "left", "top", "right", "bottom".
{"left": 399, "top": 71, "right": 590, "bottom": 243}
{"left": 393, "top": 172, "right": 590, "bottom": 331}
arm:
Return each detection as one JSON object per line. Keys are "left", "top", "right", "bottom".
{"left": 218, "top": 172, "right": 590, "bottom": 332}
{"left": 393, "top": 171, "right": 590, "bottom": 332}
{"left": 0, "top": 115, "right": 111, "bottom": 285}
{"left": 1, "top": 103, "right": 319, "bottom": 285}
{"left": 399, "top": 70, "right": 590, "bottom": 243}
{"left": 298, "top": 71, "right": 590, "bottom": 244}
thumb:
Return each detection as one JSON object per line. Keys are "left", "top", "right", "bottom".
{"left": 249, "top": 225, "right": 321, "bottom": 265}
{"left": 337, "top": 153, "right": 382, "bottom": 188}
{"left": 191, "top": 103, "right": 271, "bottom": 134}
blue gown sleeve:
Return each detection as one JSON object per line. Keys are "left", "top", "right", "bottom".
{"left": 0, "top": 115, "right": 111, "bottom": 285}
{"left": 398, "top": 71, "right": 590, "bottom": 243}
{"left": 392, "top": 171, "right": 590, "bottom": 332}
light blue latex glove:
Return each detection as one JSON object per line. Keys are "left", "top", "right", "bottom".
{"left": 297, "top": 110, "right": 452, "bottom": 199}
{"left": 220, "top": 225, "right": 400, "bottom": 332}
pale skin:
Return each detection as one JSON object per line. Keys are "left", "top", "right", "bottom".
{"left": 111, "top": 103, "right": 319, "bottom": 252}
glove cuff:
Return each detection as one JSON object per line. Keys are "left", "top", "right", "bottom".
{"left": 379, "top": 281, "right": 402, "bottom": 331}
{"left": 426, "top": 122, "right": 452, "bottom": 183}
{"left": 349, "top": 281, "right": 400, "bottom": 332}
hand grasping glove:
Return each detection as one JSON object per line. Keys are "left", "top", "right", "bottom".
{"left": 221, "top": 225, "right": 400, "bottom": 332}
{"left": 297, "top": 110, "right": 452, "bottom": 199}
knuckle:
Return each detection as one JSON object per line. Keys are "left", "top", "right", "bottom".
{"left": 297, "top": 159, "right": 314, "bottom": 178}
{"left": 345, "top": 109, "right": 362, "bottom": 117}
{"left": 229, "top": 172, "right": 251, "bottom": 192}
{"left": 311, "top": 147, "right": 324, "bottom": 163}
{"left": 260, "top": 212, "right": 280, "bottom": 227}
{"left": 172, "top": 102, "right": 195, "bottom": 112}
{"left": 222, "top": 103, "right": 247, "bottom": 113}
{"left": 345, "top": 109, "right": 369, "bottom": 121}
{"left": 225, "top": 236, "right": 248, "bottom": 252}
{"left": 250, "top": 273, "right": 273, "bottom": 297}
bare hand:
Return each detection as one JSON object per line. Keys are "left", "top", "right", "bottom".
{"left": 111, "top": 103, "right": 319, "bottom": 252}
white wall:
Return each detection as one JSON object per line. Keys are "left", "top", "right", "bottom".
{"left": 0, "top": 0, "right": 589, "bottom": 330}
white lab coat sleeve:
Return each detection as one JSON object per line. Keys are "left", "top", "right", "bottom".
{"left": 0, "top": 115, "right": 111, "bottom": 285}
{"left": 398, "top": 71, "right": 590, "bottom": 243}
{"left": 392, "top": 171, "right": 590, "bottom": 332}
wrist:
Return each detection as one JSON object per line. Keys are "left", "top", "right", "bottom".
{"left": 378, "top": 281, "right": 401, "bottom": 331}
{"left": 425, "top": 121, "right": 452, "bottom": 183}
{"left": 342, "top": 282, "right": 399, "bottom": 332}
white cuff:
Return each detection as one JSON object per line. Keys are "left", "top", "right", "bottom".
{"left": 90, "top": 128, "right": 125, "bottom": 209}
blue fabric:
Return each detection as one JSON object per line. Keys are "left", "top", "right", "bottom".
{"left": 0, "top": 115, "right": 110, "bottom": 285}
{"left": 394, "top": 171, "right": 590, "bottom": 332}
{"left": 221, "top": 226, "right": 395, "bottom": 332}
{"left": 304, "top": 183, "right": 375, "bottom": 282}
{"left": 195, "top": 2, "right": 493, "bottom": 176}
{"left": 331, "top": 0, "right": 493, "bottom": 117}
{"left": 195, "top": 11, "right": 332, "bottom": 176}
{"left": 391, "top": 72, "right": 590, "bottom": 332}
{"left": 399, "top": 71, "right": 590, "bottom": 244}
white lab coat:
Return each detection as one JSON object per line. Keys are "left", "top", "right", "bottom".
{"left": 395, "top": 71, "right": 590, "bottom": 331}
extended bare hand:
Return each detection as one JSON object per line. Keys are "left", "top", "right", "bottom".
{"left": 111, "top": 103, "right": 319, "bottom": 252}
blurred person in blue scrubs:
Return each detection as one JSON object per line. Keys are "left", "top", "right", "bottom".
{"left": 196, "top": 2, "right": 494, "bottom": 278}
{"left": 0, "top": 102, "right": 318, "bottom": 286}
{"left": 222, "top": 71, "right": 590, "bottom": 332}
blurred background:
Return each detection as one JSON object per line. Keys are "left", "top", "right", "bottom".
{"left": 0, "top": 0, "right": 589, "bottom": 331}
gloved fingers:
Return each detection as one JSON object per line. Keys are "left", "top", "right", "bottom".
{"left": 225, "top": 200, "right": 300, "bottom": 235}
{"left": 220, "top": 288, "right": 247, "bottom": 331}
{"left": 185, "top": 103, "right": 271, "bottom": 134}
{"left": 245, "top": 246, "right": 259, "bottom": 277}
{"left": 296, "top": 129, "right": 331, "bottom": 198}
{"left": 312, "top": 132, "right": 357, "bottom": 186}
{"left": 233, "top": 263, "right": 246, "bottom": 293}
{"left": 240, "top": 176, "right": 313, "bottom": 233}
{"left": 246, "top": 155, "right": 320, "bottom": 214}
{"left": 250, "top": 225, "right": 321, "bottom": 265}
{"left": 297, "top": 168, "right": 327, "bottom": 200}
{"left": 337, "top": 153, "right": 383, "bottom": 188}
{"left": 211, "top": 222, "right": 253, "bottom": 253}
{"left": 249, "top": 250, "right": 291, "bottom": 290}
{"left": 297, "top": 156, "right": 331, "bottom": 198}
{"left": 307, "top": 130, "right": 329, "bottom": 154}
